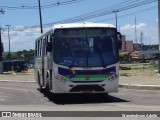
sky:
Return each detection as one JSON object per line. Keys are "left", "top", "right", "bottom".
{"left": 0, "top": 0, "right": 158, "bottom": 52}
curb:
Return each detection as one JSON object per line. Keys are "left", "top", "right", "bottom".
{"left": 119, "top": 84, "right": 160, "bottom": 90}
{"left": 0, "top": 80, "right": 160, "bottom": 90}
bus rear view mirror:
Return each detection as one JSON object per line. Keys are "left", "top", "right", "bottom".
{"left": 118, "top": 40, "right": 122, "bottom": 50}
{"left": 46, "top": 42, "right": 52, "bottom": 52}
{"left": 117, "top": 32, "right": 122, "bottom": 50}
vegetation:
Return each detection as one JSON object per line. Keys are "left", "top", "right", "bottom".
{"left": 3, "top": 49, "right": 35, "bottom": 63}
{"left": 120, "top": 73, "right": 130, "bottom": 76}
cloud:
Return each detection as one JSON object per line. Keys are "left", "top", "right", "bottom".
{"left": 156, "top": 18, "right": 158, "bottom": 22}
{"left": 2, "top": 26, "right": 51, "bottom": 52}
{"left": 121, "top": 23, "right": 147, "bottom": 30}
{"left": 120, "top": 23, "right": 158, "bottom": 45}
{"left": 1, "top": 23, "right": 158, "bottom": 52}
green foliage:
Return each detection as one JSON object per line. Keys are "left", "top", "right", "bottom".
{"left": 149, "top": 63, "right": 158, "bottom": 69}
{"left": 3, "top": 49, "right": 35, "bottom": 63}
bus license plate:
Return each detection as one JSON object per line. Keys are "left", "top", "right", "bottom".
{"left": 81, "top": 90, "right": 93, "bottom": 93}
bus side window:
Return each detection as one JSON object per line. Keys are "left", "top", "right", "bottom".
{"left": 46, "top": 35, "right": 50, "bottom": 55}
{"left": 37, "top": 40, "right": 40, "bottom": 57}
{"left": 40, "top": 39, "right": 42, "bottom": 56}
{"left": 38, "top": 40, "right": 40, "bottom": 57}
{"left": 44, "top": 36, "right": 48, "bottom": 56}
{"left": 42, "top": 38, "right": 45, "bottom": 56}
{"left": 46, "top": 34, "right": 53, "bottom": 52}
{"left": 42, "top": 37, "right": 45, "bottom": 56}
{"left": 35, "top": 42, "right": 37, "bottom": 57}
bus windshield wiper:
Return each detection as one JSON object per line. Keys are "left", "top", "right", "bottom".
{"left": 96, "top": 48, "right": 107, "bottom": 68}
{"left": 69, "top": 54, "right": 79, "bottom": 68}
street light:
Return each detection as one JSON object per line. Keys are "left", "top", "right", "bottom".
{"left": 0, "top": 27, "right": 3, "bottom": 74}
{"left": 158, "top": 0, "right": 160, "bottom": 75}
{"left": 113, "top": 10, "right": 119, "bottom": 30}
{"left": 6, "top": 25, "right": 11, "bottom": 61}
{"left": 0, "top": 27, "right": 3, "bottom": 62}
{"left": 0, "top": 9, "right": 5, "bottom": 74}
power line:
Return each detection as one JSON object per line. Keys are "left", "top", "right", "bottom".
{"left": 40, "top": 0, "right": 158, "bottom": 27}
{"left": 96, "top": 5, "right": 157, "bottom": 23}
{"left": 0, "top": 0, "right": 85, "bottom": 10}
{"left": 57, "top": 0, "right": 157, "bottom": 23}
{"left": 2, "top": 0, "right": 158, "bottom": 32}
{"left": 53, "top": 0, "right": 139, "bottom": 23}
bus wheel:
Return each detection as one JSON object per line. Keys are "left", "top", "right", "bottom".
{"left": 49, "top": 77, "right": 52, "bottom": 92}
{"left": 37, "top": 73, "right": 43, "bottom": 91}
{"left": 46, "top": 74, "right": 52, "bottom": 92}
{"left": 45, "top": 76, "right": 49, "bottom": 91}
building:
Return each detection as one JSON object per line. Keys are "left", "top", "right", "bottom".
{"left": 120, "top": 35, "right": 134, "bottom": 52}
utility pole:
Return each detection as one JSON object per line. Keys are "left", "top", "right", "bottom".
{"left": 38, "top": 0, "right": 43, "bottom": 34}
{"left": 0, "top": 27, "right": 2, "bottom": 62}
{"left": 135, "top": 16, "right": 137, "bottom": 51}
{"left": 113, "top": 10, "right": 119, "bottom": 30}
{"left": 0, "top": 27, "right": 3, "bottom": 62}
{"left": 0, "top": 9, "right": 5, "bottom": 74}
{"left": 0, "top": 27, "right": 3, "bottom": 74}
{"left": 158, "top": 0, "right": 160, "bottom": 75}
{"left": 140, "top": 31, "right": 143, "bottom": 51}
{"left": 158, "top": 0, "right": 160, "bottom": 49}
{"left": 6, "top": 25, "right": 11, "bottom": 61}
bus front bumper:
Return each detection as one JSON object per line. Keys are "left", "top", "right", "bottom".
{"left": 52, "top": 78, "right": 118, "bottom": 94}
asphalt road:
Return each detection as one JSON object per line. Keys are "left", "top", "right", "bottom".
{"left": 0, "top": 82, "right": 160, "bottom": 112}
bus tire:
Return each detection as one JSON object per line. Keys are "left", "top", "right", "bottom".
{"left": 37, "top": 73, "right": 43, "bottom": 91}
{"left": 46, "top": 72, "right": 52, "bottom": 92}
{"left": 49, "top": 76, "right": 52, "bottom": 92}
{"left": 45, "top": 74, "right": 49, "bottom": 91}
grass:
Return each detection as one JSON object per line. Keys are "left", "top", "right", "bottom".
{"left": 149, "top": 63, "right": 158, "bottom": 69}
{"left": 119, "top": 63, "right": 158, "bottom": 77}
{"left": 120, "top": 73, "right": 131, "bottom": 77}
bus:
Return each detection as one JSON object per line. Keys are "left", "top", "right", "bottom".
{"left": 35, "top": 22, "right": 122, "bottom": 95}
{"left": 12, "top": 60, "right": 28, "bottom": 72}
{"left": 2, "top": 60, "right": 27, "bottom": 72}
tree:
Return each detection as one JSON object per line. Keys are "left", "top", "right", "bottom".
{"left": 4, "top": 49, "right": 35, "bottom": 62}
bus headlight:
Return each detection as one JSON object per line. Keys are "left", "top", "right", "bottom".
{"left": 55, "top": 74, "right": 67, "bottom": 82}
{"left": 108, "top": 74, "right": 118, "bottom": 81}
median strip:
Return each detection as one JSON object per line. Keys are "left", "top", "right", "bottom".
{"left": 119, "top": 84, "right": 160, "bottom": 90}
{"left": 0, "top": 80, "right": 36, "bottom": 83}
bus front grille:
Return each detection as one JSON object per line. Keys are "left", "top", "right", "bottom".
{"left": 69, "top": 85, "right": 105, "bottom": 92}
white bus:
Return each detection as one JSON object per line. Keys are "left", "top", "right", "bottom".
{"left": 35, "top": 22, "right": 122, "bottom": 95}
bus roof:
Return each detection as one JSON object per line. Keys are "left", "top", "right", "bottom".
{"left": 36, "top": 22, "right": 115, "bottom": 41}
{"left": 52, "top": 22, "right": 115, "bottom": 30}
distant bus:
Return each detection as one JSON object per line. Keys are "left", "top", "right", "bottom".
{"left": 12, "top": 60, "right": 27, "bottom": 72}
{"left": 35, "top": 22, "right": 122, "bottom": 95}
{"left": 2, "top": 60, "right": 27, "bottom": 72}
{"left": 2, "top": 61, "right": 12, "bottom": 72}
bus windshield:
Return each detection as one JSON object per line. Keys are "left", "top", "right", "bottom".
{"left": 54, "top": 28, "right": 118, "bottom": 67}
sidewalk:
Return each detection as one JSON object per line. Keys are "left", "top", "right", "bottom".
{"left": 0, "top": 73, "right": 160, "bottom": 90}
{"left": 0, "top": 73, "right": 35, "bottom": 82}
{"left": 119, "top": 76, "right": 160, "bottom": 90}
